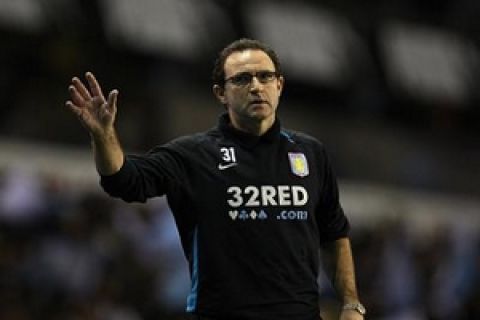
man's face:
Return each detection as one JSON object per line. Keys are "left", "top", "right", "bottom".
{"left": 214, "top": 49, "right": 284, "bottom": 126}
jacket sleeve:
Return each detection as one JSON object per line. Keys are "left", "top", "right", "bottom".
{"left": 315, "top": 146, "right": 350, "bottom": 244}
{"left": 100, "top": 141, "right": 187, "bottom": 203}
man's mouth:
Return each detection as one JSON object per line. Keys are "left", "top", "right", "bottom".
{"left": 250, "top": 99, "right": 267, "bottom": 105}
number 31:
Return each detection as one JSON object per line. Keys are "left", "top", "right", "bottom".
{"left": 220, "top": 147, "right": 236, "bottom": 162}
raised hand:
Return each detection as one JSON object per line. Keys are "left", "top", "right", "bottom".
{"left": 66, "top": 72, "right": 118, "bottom": 138}
{"left": 66, "top": 72, "right": 124, "bottom": 174}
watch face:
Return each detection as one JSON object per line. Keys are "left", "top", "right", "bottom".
{"left": 356, "top": 304, "right": 366, "bottom": 315}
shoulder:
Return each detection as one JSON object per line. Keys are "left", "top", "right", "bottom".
{"left": 281, "top": 128, "right": 325, "bottom": 150}
{"left": 169, "top": 132, "right": 209, "bottom": 147}
{"left": 148, "top": 128, "right": 220, "bottom": 154}
{"left": 280, "top": 129, "right": 333, "bottom": 167}
{"left": 170, "top": 126, "right": 220, "bottom": 146}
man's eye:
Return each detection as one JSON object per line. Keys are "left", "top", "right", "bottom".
{"left": 233, "top": 74, "right": 251, "bottom": 84}
{"left": 258, "top": 72, "right": 275, "bottom": 82}
{"left": 258, "top": 72, "right": 270, "bottom": 81}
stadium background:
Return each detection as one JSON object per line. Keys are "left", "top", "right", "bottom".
{"left": 0, "top": 0, "right": 479, "bottom": 319}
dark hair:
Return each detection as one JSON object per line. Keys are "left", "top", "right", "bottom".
{"left": 212, "top": 38, "right": 282, "bottom": 87}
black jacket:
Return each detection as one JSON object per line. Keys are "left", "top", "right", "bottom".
{"left": 101, "top": 113, "right": 350, "bottom": 320}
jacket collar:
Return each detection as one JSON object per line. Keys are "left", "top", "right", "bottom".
{"left": 217, "top": 113, "right": 281, "bottom": 148}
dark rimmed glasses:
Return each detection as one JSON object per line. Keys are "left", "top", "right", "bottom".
{"left": 224, "top": 70, "right": 279, "bottom": 87}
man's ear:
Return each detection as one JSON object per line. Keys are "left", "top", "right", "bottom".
{"left": 213, "top": 84, "right": 227, "bottom": 105}
{"left": 277, "top": 75, "right": 285, "bottom": 97}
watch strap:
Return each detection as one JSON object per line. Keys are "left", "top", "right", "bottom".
{"left": 342, "top": 302, "right": 366, "bottom": 315}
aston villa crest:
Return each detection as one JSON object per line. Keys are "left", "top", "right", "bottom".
{"left": 288, "top": 152, "right": 309, "bottom": 177}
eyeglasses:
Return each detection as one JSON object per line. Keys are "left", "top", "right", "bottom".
{"left": 224, "top": 70, "right": 279, "bottom": 87}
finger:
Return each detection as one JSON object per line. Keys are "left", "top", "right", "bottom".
{"left": 69, "top": 85, "right": 87, "bottom": 107}
{"left": 85, "top": 72, "right": 105, "bottom": 100}
{"left": 66, "top": 100, "right": 83, "bottom": 117}
{"left": 71, "top": 77, "right": 91, "bottom": 100}
{"left": 107, "top": 89, "right": 118, "bottom": 113}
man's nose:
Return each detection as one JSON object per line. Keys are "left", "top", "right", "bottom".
{"left": 249, "top": 76, "right": 262, "bottom": 91}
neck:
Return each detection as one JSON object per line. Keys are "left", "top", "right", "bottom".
{"left": 229, "top": 114, "right": 275, "bottom": 136}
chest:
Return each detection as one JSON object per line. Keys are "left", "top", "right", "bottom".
{"left": 186, "top": 141, "right": 321, "bottom": 223}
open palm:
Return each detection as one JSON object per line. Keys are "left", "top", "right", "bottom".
{"left": 66, "top": 72, "right": 118, "bottom": 137}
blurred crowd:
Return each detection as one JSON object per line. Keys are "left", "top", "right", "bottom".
{"left": 0, "top": 168, "right": 190, "bottom": 320}
{"left": 0, "top": 168, "right": 478, "bottom": 320}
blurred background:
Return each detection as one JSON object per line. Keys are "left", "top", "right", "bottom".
{"left": 0, "top": 0, "right": 479, "bottom": 319}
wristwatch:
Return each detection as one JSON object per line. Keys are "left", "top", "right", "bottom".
{"left": 342, "top": 302, "right": 366, "bottom": 316}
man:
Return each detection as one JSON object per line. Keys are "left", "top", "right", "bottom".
{"left": 66, "top": 39, "right": 365, "bottom": 320}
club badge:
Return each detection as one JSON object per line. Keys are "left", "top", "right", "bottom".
{"left": 288, "top": 152, "right": 309, "bottom": 177}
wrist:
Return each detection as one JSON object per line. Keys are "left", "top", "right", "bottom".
{"left": 90, "top": 127, "right": 116, "bottom": 142}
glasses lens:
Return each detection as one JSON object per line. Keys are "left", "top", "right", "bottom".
{"left": 231, "top": 73, "right": 252, "bottom": 86}
{"left": 257, "top": 71, "right": 276, "bottom": 83}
